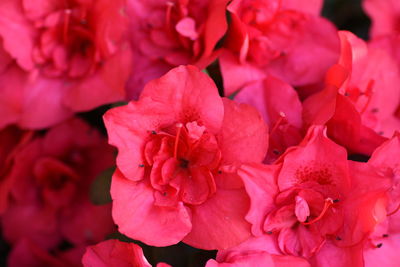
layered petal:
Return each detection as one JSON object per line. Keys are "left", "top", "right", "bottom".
{"left": 218, "top": 98, "right": 269, "bottom": 165}
{"left": 82, "top": 239, "right": 152, "bottom": 267}
{"left": 111, "top": 169, "right": 192, "bottom": 246}
{"left": 183, "top": 188, "right": 252, "bottom": 250}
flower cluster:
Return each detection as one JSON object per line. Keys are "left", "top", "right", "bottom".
{"left": 0, "top": 0, "right": 399, "bottom": 266}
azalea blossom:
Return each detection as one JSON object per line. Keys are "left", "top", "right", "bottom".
{"left": 125, "top": 0, "right": 230, "bottom": 98}
{"left": 0, "top": 0, "right": 132, "bottom": 129}
{"left": 303, "top": 31, "right": 399, "bottom": 155}
{"left": 1, "top": 118, "right": 115, "bottom": 263}
{"left": 237, "top": 126, "right": 390, "bottom": 266}
{"left": 104, "top": 65, "right": 269, "bottom": 250}
{"left": 363, "top": 133, "right": 400, "bottom": 267}
{"left": 0, "top": 125, "right": 33, "bottom": 213}
{"left": 219, "top": 0, "right": 339, "bottom": 95}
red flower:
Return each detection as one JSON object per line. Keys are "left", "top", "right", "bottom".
{"left": 219, "top": 0, "right": 339, "bottom": 95}
{"left": 82, "top": 239, "right": 154, "bottom": 267}
{"left": 0, "top": 126, "right": 33, "bottom": 213}
{"left": 363, "top": 132, "right": 400, "bottom": 266}
{"left": 104, "top": 65, "right": 269, "bottom": 249}
{"left": 125, "top": 0, "right": 230, "bottom": 98}
{"left": 303, "top": 31, "right": 399, "bottom": 155}
{"left": 0, "top": 0, "right": 132, "bottom": 129}
{"left": 1, "top": 118, "right": 115, "bottom": 257}
{"left": 237, "top": 126, "right": 390, "bottom": 265}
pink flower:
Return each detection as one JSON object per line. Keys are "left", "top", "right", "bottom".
{"left": 1, "top": 118, "right": 115, "bottom": 256}
{"left": 0, "top": 0, "right": 132, "bottom": 129}
{"left": 363, "top": 132, "right": 400, "bottom": 267}
{"left": 0, "top": 125, "right": 34, "bottom": 213}
{"left": 237, "top": 126, "right": 390, "bottom": 266}
{"left": 303, "top": 31, "right": 399, "bottom": 155}
{"left": 104, "top": 65, "right": 269, "bottom": 249}
{"left": 219, "top": 0, "right": 339, "bottom": 95}
{"left": 126, "top": 0, "right": 230, "bottom": 98}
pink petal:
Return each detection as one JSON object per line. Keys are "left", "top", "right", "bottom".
{"left": 110, "top": 169, "right": 192, "bottom": 246}
{"left": 183, "top": 188, "right": 251, "bottom": 250}
{"left": 281, "top": 0, "right": 323, "bottom": 15}
{"left": 277, "top": 126, "right": 350, "bottom": 192}
{"left": 310, "top": 240, "right": 364, "bottom": 267}
{"left": 201, "top": 0, "right": 230, "bottom": 59}
{"left": 0, "top": 0, "right": 34, "bottom": 70}
{"left": 82, "top": 239, "right": 152, "bottom": 267}
{"left": 219, "top": 50, "right": 266, "bottom": 96}
{"left": 64, "top": 46, "right": 132, "bottom": 111}
{"left": 238, "top": 163, "right": 279, "bottom": 236}
{"left": 364, "top": 233, "right": 400, "bottom": 267}
{"left": 139, "top": 65, "right": 224, "bottom": 134}
{"left": 19, "top": 76, "right": 73, "bottom": 129}
{"left": 176, "top": 17, "right": 198, "bottom": 41}
{"left": 218, "top": 98, "right": 269, "bottom": 165}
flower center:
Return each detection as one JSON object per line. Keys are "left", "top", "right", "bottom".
{"left": 179, "top": 158, "right": 190, "bottom": 169}
{"left": 32, "top": 2, "right": 98, "bottom": 78}
{"left": 144, "top": 121, "right": 221, "bottom": 206}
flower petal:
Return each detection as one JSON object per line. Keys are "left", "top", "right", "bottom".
{"left": 111, "top": 169, "right": 192, "bottom": 246}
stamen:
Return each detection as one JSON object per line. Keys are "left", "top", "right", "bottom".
{"left": 387, "top": 202, "right": 400, "bottom": 216}
{"left": 376, "top": 243, "right": 383, "bottom": 248}
{"left": 63, "top": 9, "right": 72, "bottom": 44}
{"left": 174, "top": 123, "right": 183, "bottom": 159}
{"left": 165, "top": 2, "right": 175, "bottom": 35}
{"left": 360, "top": 79, "right": 375, "bottom": 114}
{"left": 270, "top": 112, "right": 286, "bottom": 136}
{"left": 302, "top": 198, "right": 334, "bottom": 225}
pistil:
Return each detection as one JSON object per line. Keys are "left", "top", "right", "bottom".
{"left": 270, "top": 111, "right": 287, "bottom": 136}
{"left": 63, "top": 9, "right": 72, "bottom": 44}
{"left": 302, "top": 198, "right": 334, "bottom": 225}
{"left": 174, "top": 123, "right": 183, "bottom": 159}
{"left": 360, "top": 79, "right": 375, "bottom": 114}
{"left": 387, "top": 202, "right": 400, "bottom": 216}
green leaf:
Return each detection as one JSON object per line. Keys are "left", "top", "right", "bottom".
{"left": 90, "top": 166, "right": 115, "bottom": 205}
